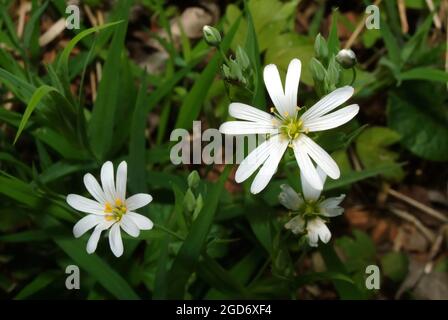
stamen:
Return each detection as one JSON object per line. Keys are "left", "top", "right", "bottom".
{"left": 104, "top": 202, "right": 113, "bottom": 213}
{"left": 105, "top": 215, "right": 115, "bottom": 221}
{"left": 115, "top": 198, "right": 122, "bottom": 207}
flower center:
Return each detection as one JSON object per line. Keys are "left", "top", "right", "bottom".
{"left": 280, "top": 116, "right": 303, "bottom": 141}
{"left": 104, "top": 198, "right": 127, "bottom": 221}
{"left": 302, "top": 200, "right": 321, "bottom": 218}
{"left": 270, "top": 107, "right": 308, "bottom": 142}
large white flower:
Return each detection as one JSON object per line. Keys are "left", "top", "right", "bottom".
{"left": 219, "top": 58, "right": 359, "bottom": 194}
{"left": 280, "top": 167, "right": 345, "bottom": 247}
{"left": 67, "top": 161, "right": 154, "bottom": 257}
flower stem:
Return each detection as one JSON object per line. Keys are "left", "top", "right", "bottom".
{"left": 154, "top": 224, "right": 185, "bottom": 241}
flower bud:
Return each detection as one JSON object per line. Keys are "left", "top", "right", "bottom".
{"left": 203, "top": 25, "right": 221, "bottom": 47}
{"left": 314, "top": 34, "right": 328, "bottom": 61}
{"left": 336, "top": 49, "right": 357, "bottom": 69}
{"left": 187, "top": 170, "right": 200, "bottom": 189}
{"left": 236, "top": 46, "right": 250, "bottom": 71}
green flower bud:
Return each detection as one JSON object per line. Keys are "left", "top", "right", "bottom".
{"left": 203, "top": 25, "right": 221, "bottom": 47}
{"left": 314, "top": 34, "right": 328, "bottom": 61}
{"left": 184, "top": 189, "right": 196, "bottom": 212}
{"left": 236, "top": 46, "right": 250, "bottom": 71}
{"left": 187, "top": 170, "right": 200, "bottom": 189}
{"left": 336, "top": 49, "right": 357, "bottom": 69}
{"left": 326, "top": 56, "right": 340, "bottom": 86}
{"left": 309, "top": 57, "right": 327, "bottom": 82}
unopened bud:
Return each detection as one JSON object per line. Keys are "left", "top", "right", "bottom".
{"left": 203, "top": 25, "right": 221, "bottom": 47}
{"left": 336, "top": 49, "right": 357, "bottom": 69}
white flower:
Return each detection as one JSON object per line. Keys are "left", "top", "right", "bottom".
{"left": 219, "top": 58, "right": 359, "bottom": 194}
{"left": 67, "top": 161, "right": 154, "bottom": 257}
{"left": 280, "top": 166, "right": 345, "bottom": 247}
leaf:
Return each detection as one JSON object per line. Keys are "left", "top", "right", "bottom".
{"left": 381, "top": 252, "right": 409, "bottom": 282}
{"left": 166, "top": 166, "right": 230, "bottom": 298}
{"left": 55, "top": 236, "right": 140, "bottom": 299}
{"left": 244, "top": 4, "right": 265, "bottom": 108}
{"left": 174, "top": 17, "right": 241, "bottom": 130}
{"left": 294, "top": 271, "right": 354, "bottom": 288}
{"left": 324, "top": 163, "right": 404, "bottom": 191}
{"left": 265, "top": 34, "right": 315, "bottom": 86}
{"left": 15, "top": 271, "right": 57, "bottom": 299}
{"left": 14, "top": 85, "right": 57, "bottom": 144}
{"left": 387, "top": 83, "right": 448, "bottom": 161}
{"left": 356, "top": 126, "right": 405, "bottom": 181}
{"left": 319, "top": 243, "right": 365, "bottom": 299}
{"left": 398, "top": 68, "right": 448, "bottom": 83}
{"left": 56, "top": 21, "right": 122, "bottom": 74}
{"left": 0, "top": 67, "right": 35, "bottom": 102}
{"left": 88, "top": 1, "right": 131, "bottom": 159}
{"left": 327, "top": 10, "right": 340, "bottom": 56}
{"left": 380, "top": 18, "right": 401, "bottom": 66}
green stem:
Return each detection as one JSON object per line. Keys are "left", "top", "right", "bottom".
{"left": 350, "top": 67, "right": 357, "bottom": 86}
{"left": 154, "top": 224, "right": 185, "bottom": 241}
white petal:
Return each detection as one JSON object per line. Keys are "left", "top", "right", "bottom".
{"left": 109, "top": 223, "right": 124, "bottom": 257}
{"left": 120, "top": 214, "right": 140, "bottom": 237}
{"left": 300, "top": 135, "right": 340, "bottom": 180}
{"left": 307, "top": 224, "right": 319, "bottom": 246}
{"left": 86, "top": 221, "right": 113, "bottom": 254}
{"left": 126, "top": 193, "right": 153, "bottom": 211}
{"left": 320, "top": 194, "right": 345, "bottom": 217}
{"left": 307, "top": 218, "right": 331, "bottom": 245}
{"left": 127, "top": 212, "right": 154, "bottom": 230}
{"left": 219, "top": 121, "right": 277, "bottom": 135}
{"left": 83, "top": 173, "right": 106, "bottom": 205}
{"left": 304, "top": 104, "right": 359, "bottom": 132}
{"left": 66, "top": 194, "right": 104, "bottom": 215}
{"left": 250, "top": 136, "right": 288, "bottom": 194}
{"left": 263, "top": 64, "right": 288, "bottom": 116}
{"left": 279, "top": 184, "right": 303, "bottom": 211}
{"left": 320, "top": 194, "right": 345, "bottom": 209}
{"left": 316, "top": 218, "right": 332, "bottom": 243}
{"left": 73, "top": 214, "right": 103, "bottom": 238}
{"left": 115, "top": 161, "right": 127, "bottom": 201}
{"left": 229, "top": 102, "right": 274, "bottom": 125}
{"left": 300, "top": 86, "right": 354, "bottom": 122}
{"left": 101, "top": 161, "right": 116, "bottom": 204}
{"left": 292, "top": 138, "right": 323, "bottom": 190}
{"left": 321, "top": 207, "right": 344, "bottom": 217}
{"left": 300, "top": 166, "right": 326, "bottom": 201}
{"left": 284, "top": 215, "right": 305, "bottom": 234}
{"left": 284, "top": 58, "right": 301, "bottom": 115}
{"left": 235, "top": 137, "right": 274, "bottom": 183}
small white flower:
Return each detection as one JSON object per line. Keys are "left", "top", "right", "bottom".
{"left": 67, "top": 161, "right": 154, "bottom": 257}
{"left": 281, "top": 166, "right": 345, "bottom": 247}
{"left": 219, "top": 58, "right": 359, "bottom": 194}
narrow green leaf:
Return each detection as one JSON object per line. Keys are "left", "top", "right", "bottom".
{"left": 244, "top": 5, "right": 265, "bottom": 108}
{"left": 166, "top": 166, "right": 230, "bottom": 298}
{"left": 15, "top": 272, "right": 57, "bottom": 300}
{"left": 398, "top": 68, "right": 448, "bottom": 83}
{"left": 14, "top": 85, "right": 57, "bottom": 144}
{"left": 174, "top": 17, "right": 241, "bottom": 129}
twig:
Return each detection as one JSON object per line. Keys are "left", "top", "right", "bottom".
{"left": 389, "top": 206, "right": 436, "bottom": 242}
{"left": 387, "top": 188, "right": 448, "bottom": 223}
{"left": 424, "top": 224, "right": 448, "bottom": 273}
{"left": 17, "top": 1, "right": 31, "bottom": 39}
{"left": 397, "top": 0, "right": 409, "bottom": 33}
{"left": 425, "top": 0, "right": 442, "bottom": 29}
{"left": 344, "top": 0, "right": 382, "bottom": 49}
{"left": 39, "top": 18, "right": 66, "bottom": 47}
{"left": 84, "top": 4, "right": 98, "bottom": 27}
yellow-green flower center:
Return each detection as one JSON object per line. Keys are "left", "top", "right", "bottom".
{"left": 280, "top": 116, "right": 304, "bottom": 141}
{"left": 104, "top": 199, "right": 127, "bottom": 221}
